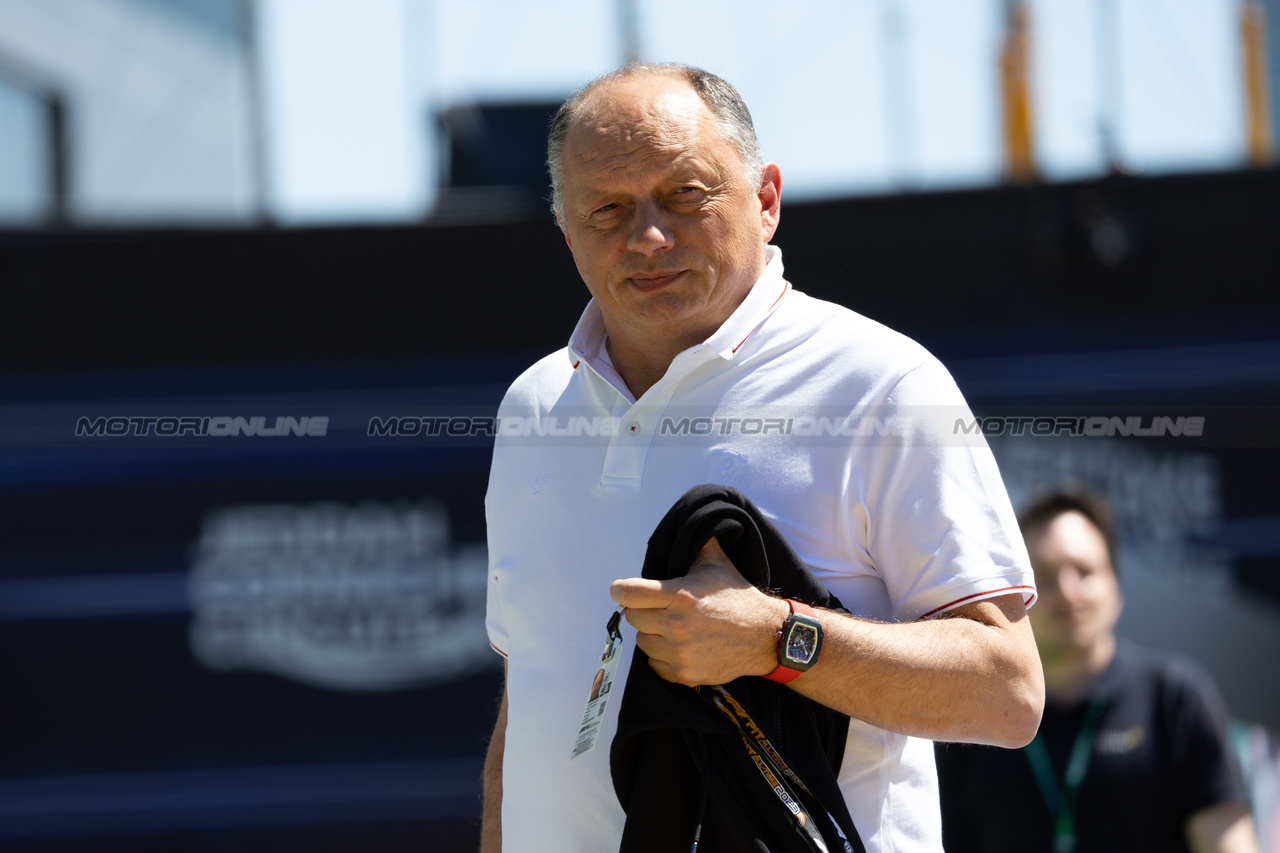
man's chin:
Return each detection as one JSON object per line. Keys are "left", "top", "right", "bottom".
{"left": 625, "top": 295, "right": 705, "bottom": 330}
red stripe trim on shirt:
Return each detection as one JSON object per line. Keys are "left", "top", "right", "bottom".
{"left": 489, "top": 641, "right": 508, "bottom": 658}
{"left": 732, "top": 280, "right": 790, "bottom": 354}
{"left": 916, "top": 584, "right": 1037, "bottom": 620}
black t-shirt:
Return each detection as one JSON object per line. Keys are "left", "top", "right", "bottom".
{"left": 935, "top": 641, "right": 1248, "bottom": 853}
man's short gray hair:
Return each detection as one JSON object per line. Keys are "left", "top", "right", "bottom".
{"left": 546, "top": 63, "right": 764, "bottom": 222}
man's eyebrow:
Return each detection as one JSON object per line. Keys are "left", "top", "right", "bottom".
{"left": 670, "top": 153, "right": 727, "bottom": 181}
{"left": 576, "top": 187, "right": 625, "bottom": 207}
{"left": 667, "top": 169, "right": 710, "bottom": 183}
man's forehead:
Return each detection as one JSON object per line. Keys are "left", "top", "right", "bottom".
{"left": 566, "top": 76, "right": 713, "bottom": 159}
{"left": 577, "top": 72, "right": 704, "bottom": 118}
{"left": 1027, "top": 511, "right": 1114, "bottom": 567}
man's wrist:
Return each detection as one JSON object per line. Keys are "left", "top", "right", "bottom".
{"left": 757, "top": 596, "right": 792, "bottom": 676}
{"left": 764, "top": 598, "right": 824, "bottom": 683}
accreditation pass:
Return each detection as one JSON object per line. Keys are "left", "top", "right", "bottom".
{"left": 571, "top": 606, "right": 625, "bottom": 760}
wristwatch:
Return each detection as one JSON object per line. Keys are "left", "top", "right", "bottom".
{"left": 764, "top": 599, "right": 823, "bottom": 684}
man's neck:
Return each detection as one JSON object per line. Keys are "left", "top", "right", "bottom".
{"left": 1041, "top": 634, "right": 1118, "bottom": 705}
{"left": 605, "top": 336, "right": 686, "bottom": 400}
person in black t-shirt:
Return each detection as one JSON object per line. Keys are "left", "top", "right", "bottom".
{"left": 935, "top": 489, "right": 1257, "bottom": 853}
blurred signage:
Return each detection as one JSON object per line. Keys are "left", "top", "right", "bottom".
{"left": 188, "top": 501, "right": 494, "bottom": 691}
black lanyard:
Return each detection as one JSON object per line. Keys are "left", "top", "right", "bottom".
{"left": 1022, "top": 696, "right": 1108, "bottom": 853}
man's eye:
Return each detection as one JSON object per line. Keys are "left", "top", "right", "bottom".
{"left": 594, "top": 203, "right": 619, "bottom": 215}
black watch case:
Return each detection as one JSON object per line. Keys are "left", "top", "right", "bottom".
{"left": 778, "top": 610, "right": 823, "bottom": 672}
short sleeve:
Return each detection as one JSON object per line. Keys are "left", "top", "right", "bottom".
{"left": 855, "top": 356, "right": 1036, "bottom": 622}
{"left": 485, "top": 562, "right": 509, "bottom": 658}
{"left": 484, "top": 438, "right": 510, "bottom": 659}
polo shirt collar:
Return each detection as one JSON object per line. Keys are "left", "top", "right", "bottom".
{"left": 567, "top": 245, "right": 789, "bottom": 370}
{"left": 703, "top": 244, "right": 788, "bottom": 360}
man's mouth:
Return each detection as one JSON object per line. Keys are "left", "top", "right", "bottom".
{"left": 628, "top": 270, "right": 685, "bottom": 292}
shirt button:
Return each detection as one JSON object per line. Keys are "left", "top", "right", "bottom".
{"left": 626, "top": 421, "right": 641, "bottom": 435}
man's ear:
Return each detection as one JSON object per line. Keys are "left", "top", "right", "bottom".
{"left": 758, "top": 163, "right": 782, "bottom": 241}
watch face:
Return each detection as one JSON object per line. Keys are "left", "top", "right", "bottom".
{"left": 786, "top": 623, "right": 818, "bottom": 664}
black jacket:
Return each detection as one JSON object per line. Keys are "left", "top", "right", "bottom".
{"left": 610, "top": 484, "right": 864, "bottom": 853}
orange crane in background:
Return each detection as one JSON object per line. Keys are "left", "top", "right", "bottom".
{"left": 1242, "top": 0, "right": 1275, "bottom": 167}
{"left": 1001, "top": 0, "right": 1037, "bottom": 182}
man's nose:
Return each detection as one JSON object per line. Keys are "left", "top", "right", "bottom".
{"left": 626, "top": 200, "right": 675, "bottom": 255}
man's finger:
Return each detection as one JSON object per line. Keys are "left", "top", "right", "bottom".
{"left": 610, "top": 576, "right": 675, "bottom": 609}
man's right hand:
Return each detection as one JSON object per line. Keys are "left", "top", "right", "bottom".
{"left": 610, "top": 536, "right": 787, "bottom": 687}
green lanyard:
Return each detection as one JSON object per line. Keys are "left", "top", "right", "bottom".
{"left": 1023, "top": 696, "right": 1108, "bottom": 853}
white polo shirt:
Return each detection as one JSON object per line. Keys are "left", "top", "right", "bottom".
{"left": 485, "top": 246, "right": 1034, "bottom": 853}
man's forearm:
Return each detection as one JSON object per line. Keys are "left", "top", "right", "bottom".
{"left": 479, "top": 675, "right": 507, "bottom": 853}
{"left": 789, "top": 594, "right": 1044, "bottom": 747}
{"left": 613, "top": 538, "right": 1044, "bottom": 748}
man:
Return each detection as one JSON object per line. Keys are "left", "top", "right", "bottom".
{"left": 483, "top": 63, "right": 1044, "bottom": 853}
{"left": 936, "top": 490, "right": 1257, "bottom": 853}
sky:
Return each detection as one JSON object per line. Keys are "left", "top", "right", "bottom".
{"left": 256, "top": 0, "right": 1251, "bottom": 224}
